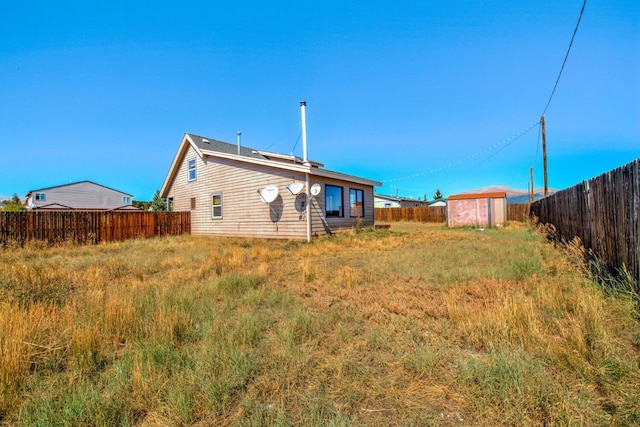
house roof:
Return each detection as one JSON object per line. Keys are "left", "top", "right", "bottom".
{"left": 160, "top": 133, "right": 381, "bottom": 198}
{"left": 25, "top": 180, "right": 133, "bottom": 198}
{"left": 447, "top": 191, "right": 507, "bottom": 201}
{"left": 374, "top": 194, "right": 429, "bottom": 204}
{"left": 31, "top": 203, "right": 141, "bottom": 211}
{"left": 31, "top": 203, "right": 76, "bottom": 210}
{"left": 374, "top": 194, "right": 402, "bottom": 202}
{"left": 187, "top": 133, "right": 326, "bottom": 167}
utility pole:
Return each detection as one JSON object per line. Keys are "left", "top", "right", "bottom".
{"left": 541, "top": 115, "right": 548, "bottom": 198}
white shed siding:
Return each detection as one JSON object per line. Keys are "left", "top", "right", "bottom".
{"left": 446, "top": 193, "right": 507, "bottom": 228}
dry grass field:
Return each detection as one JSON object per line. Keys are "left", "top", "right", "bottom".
{"left": 1, "top": 222, "right": 639, "bottom": 426}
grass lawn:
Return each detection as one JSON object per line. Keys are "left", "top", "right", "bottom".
{"left": 1, "top": 222, "right": 639, "bottom": 426}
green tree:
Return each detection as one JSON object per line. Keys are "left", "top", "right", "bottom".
{"left": 132, "top": 200, "right": 152, "bottom": 211}
{"left": 433, "top": 189, "right": 444, "bottom": 201}
{"left": 149, "top": 190, "right": 167, "bottom": 212}
{"left": 2, "top": 193, "right": 27, "bottom": 211}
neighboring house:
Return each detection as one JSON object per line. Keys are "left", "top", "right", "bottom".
{"left": 160, "top": 133, "right": 381, "bottom": 239}
{"left": 26, "top": 181, "right": 137, "bottom": 211}
{"left": 374, "top": 194, "right": 430, "bottom": 208}
{"left": 446, "top": 191, "right": 507, "bottom": 228}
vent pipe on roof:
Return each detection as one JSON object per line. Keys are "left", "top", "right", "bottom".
{"left": 236, "top": 131, "right": 242, "bottom": 155}
{"left": 300, "top": 101, "right": 309, "bottom": 166}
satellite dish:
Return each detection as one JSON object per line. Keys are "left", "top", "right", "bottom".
{"left": 310, "top": 183, "right": 321, "bottom": 196}
{"left": 260, "top": 185, "right": 279, "bottom": 203}
{"left": 287, "top": 182, "right": 304, "bottom": 195}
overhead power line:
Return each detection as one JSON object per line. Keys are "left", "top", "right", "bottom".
{"left": 541, "top": 0, "right": 588, "bottom": 116}
{"left": 263, "top": 123, "right": 301, "bottom": 152}
{"left": 382, "top": 121, "right": 540, "bottom": 184}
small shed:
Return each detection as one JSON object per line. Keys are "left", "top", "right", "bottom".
{"left": 446, "top": 191, "right": 507, "bottom": 228}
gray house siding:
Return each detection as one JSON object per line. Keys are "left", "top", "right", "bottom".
{"left": 26, "top": 181, "right": 134, "bottom": 210}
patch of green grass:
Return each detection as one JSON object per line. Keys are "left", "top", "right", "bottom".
{"left": 404, "top": 345, "right": 440, "bottom": 375}
{"left": 458, "top": 348, "right": 566, "bottom": 425}
{"left": 217, "top": 274, "right": 264, "bottom": 295}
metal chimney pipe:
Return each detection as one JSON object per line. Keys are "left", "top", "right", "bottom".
{"left": 236, "top": 131, "right": 241, "bottom": 155}
{"left": 301, "top": 101, "right": 312, "bottom": 242}
{"left": 300, "top": 101, "right": 308, "bottom": 165}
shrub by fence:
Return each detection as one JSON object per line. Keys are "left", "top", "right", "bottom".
{"left": 0, "top": 211, "right": 191, "bottom": 245}
{"left": 531, "top": 158, "right": 639, "bottom": 288}
{"left": 375, "top": 203, "right": 531, "bottom": 224}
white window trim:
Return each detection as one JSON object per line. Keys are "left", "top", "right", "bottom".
{"left": 187, "top": 158, "right": 197, "bottom": 182}
{"left": 211, "top": 192, "right": 222, "bottom": 219}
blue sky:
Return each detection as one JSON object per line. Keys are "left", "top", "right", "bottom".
{"left": 1, "top": 0, "right": 638, "bottom": 201}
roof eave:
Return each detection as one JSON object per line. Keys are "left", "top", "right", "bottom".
{"left": 160, "top": 134, "right": 202, "bottom": 198}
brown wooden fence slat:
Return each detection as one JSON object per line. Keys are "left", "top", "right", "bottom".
{"left": 531, "top": 158, "right": 639, "bottom": 292}
{"left": 0, "top": 211, "right": 190, "bottom": 245}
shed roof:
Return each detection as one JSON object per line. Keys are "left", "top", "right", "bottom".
{"left": 447, "top": 191, "right": 507, "bottom": 201}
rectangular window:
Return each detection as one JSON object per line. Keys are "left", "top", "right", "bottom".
{"left": 211, "top": 193, "right": 222, "bottom": 219}
{"left": 188, "top": 159, "right": 197, "bottom": 181}
{"left": 122, "top": 196, "right": 131, "bottom": 204}
{"left": 190, "top": 197, "right": 196, "bottom": 210}
{"left": 325, "top": 185, "right": 343, "bottom": 217}
{"left": 35, "top": 193, "right": 45, "bottom": 201}
{"left": 349, "top": 188, "right": 364, "bottom": 217}
{"left": 167, "top": 197, "right": 174, "bottom": 212}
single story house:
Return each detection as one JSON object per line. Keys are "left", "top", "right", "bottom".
{"left": 26, "top": 181, "right": 137, "bottom": 211}
{"left": 446, "top": 191, "right": 507, "bottom": 228}
{"left": 160, "top": 133, "right": 381, "bottom": 239}
{"left": 374, "top": 194, "right": 430, "bottom": 208}
{"left": 428, "top": 200, "right": 446, "bottom": 207}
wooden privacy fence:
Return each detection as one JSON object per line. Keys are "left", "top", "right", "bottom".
{"left": 375, "top": 204, "right": 531, "bottom": 223}
{"left": 507, "top": 204, "right": 531, "bottom": 222}
{"left": 0, "top": 211, "right": 191, "bottom": 245}
{"left": 531, "top": 158, "right": 639, "bottom": 288}
{"left": 375, "top": 206, "right": 446, "bottom": 223}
